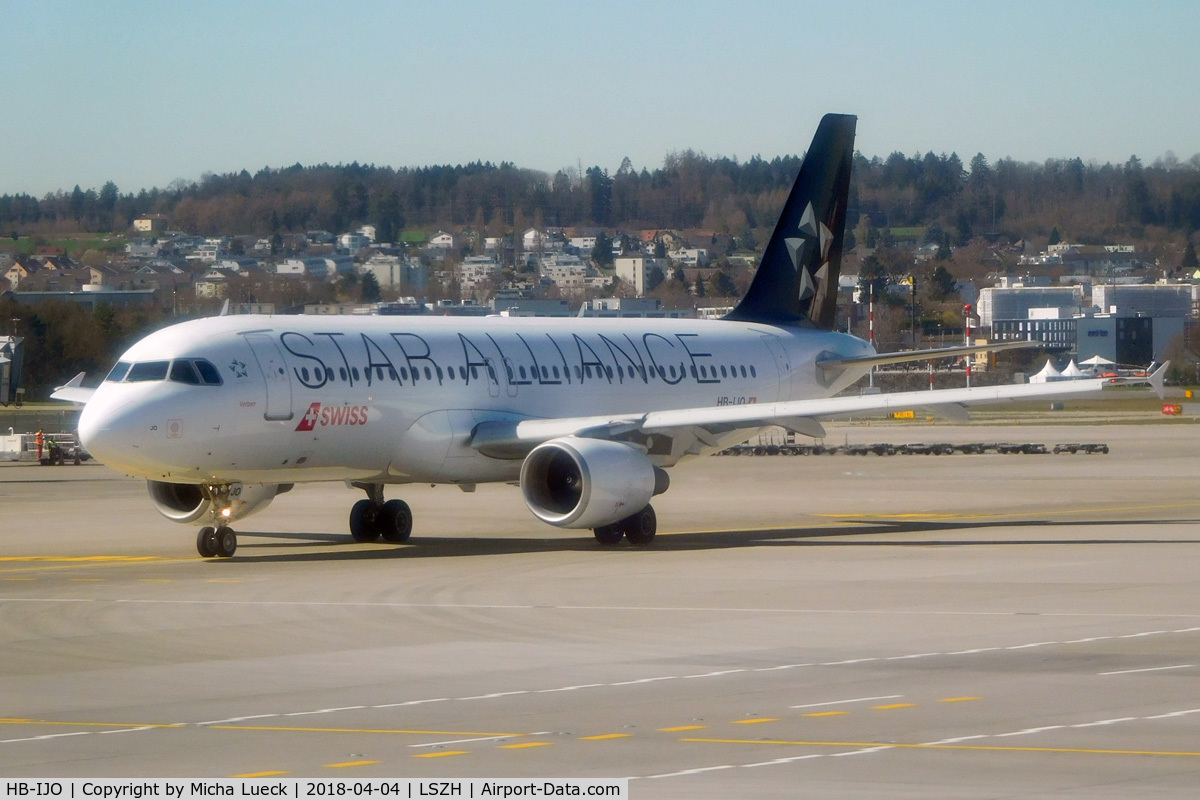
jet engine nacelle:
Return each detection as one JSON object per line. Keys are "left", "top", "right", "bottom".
{"left": 520, "top": 437, "right": 665, "bottom": 529}
{"left": 147, "top": 481, "right": 289, "bottom": 524}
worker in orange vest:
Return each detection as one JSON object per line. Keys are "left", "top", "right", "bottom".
{"left": 35, "top": 429, "right": 43, "bottom": 460}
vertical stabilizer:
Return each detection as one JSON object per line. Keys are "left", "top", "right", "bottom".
{"left": 724, "top": 113, "right": 856, "bottom": 328}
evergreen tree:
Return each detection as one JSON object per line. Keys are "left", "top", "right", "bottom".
{"left": 1048, "top": 227, "right": 1061, "bottom": 245}
{"left": 693, "top": 273, "right": 706, "bottom": 297}
{"left": 644, "top": 264, "right": 665, "bottom": 292}
{"left": 592, "top": 231, "right": 613, "bottom": 266}
{"left": 360, "top": 271, "right": 381, "bottom": 303}
{"left": 1183, "top": 240, "right": 1199, "bottom": 270}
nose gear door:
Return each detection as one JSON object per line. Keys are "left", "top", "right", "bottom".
{"left": 243, "top": 333, "right": 294, "bottom": 421}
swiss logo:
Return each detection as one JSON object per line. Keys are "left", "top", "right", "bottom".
{"left": 295, "top": 402, "right": 369, "bottom": 432}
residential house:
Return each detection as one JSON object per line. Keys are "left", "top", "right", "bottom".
{"left": 195, "top": 268, "right": 240, "bottom": 299}
{"left": 133, "top": 214, "right": 168, "bottom": 233}
{"left": 338, "top": 233, "right": 371, "bottom": 253}
{"left": 667, "top": 247, "right": 710, "bottom": 267}
{"left": 429, "top": 231, "right": 456, "bottom": 250}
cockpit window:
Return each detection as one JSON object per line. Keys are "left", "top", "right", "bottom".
{"left": 169, "top": 360, "right": 202, "bottom": 385}
{"left": 105, "top": 362, "right": 132, "bottom": 382}
{"left": 194, "top": 359, "right": 222, "bottom": 385}
{"left": 125, "top": 361, "right": 170, "bottom": 382}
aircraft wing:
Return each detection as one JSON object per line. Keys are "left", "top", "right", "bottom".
{"left": 471, "top": 363, "right": 1166, "bottom": 459}
{"left": 49, "top": 372, "right": 96, "bottom": 405}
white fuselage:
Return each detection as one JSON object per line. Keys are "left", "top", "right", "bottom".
{"left": 78, "top": 314, "right": 874, "bottom": 486}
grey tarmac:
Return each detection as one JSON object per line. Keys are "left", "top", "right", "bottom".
{"left": 2, "top": 422, "right": 1199, "bottom": 798}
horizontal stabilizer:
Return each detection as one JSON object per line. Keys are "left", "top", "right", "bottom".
{"left": 817, "top": 340, "right": 1039, "bottom": 378}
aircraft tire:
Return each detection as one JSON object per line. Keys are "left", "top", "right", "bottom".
{"left": 350, "top": 499, "right": 381, "bottom": 543}
{"left": 196, "top": 526, "right": 218, "bottom": 558}
{"left": 622, "top": 505, "right": 657, "bottom": 547}
{"left": 593, "top": 524, "right": 624, "bottom": 546}
{"left": 215, "top": 527, "right": 237, "bottom": 558}
{"left": 379, "top": 499, "right": 413, "bottom": 543}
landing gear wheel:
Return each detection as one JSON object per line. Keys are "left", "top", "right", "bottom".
{"left": 349, "top": 499, "right": 381, "bottom": 542}
{"left": 196, "top": 526, "right": 218, "bottom": 558}
{"left": 378, "top": 499, "right": 413, "bottom": 543}
{"left": 593, "top": 524, "right": 624, "bottom": 546}
{"left": 622, "top": 505, "right": 657, "bottom": 547}
{"left": 215, "top": 526, "right": 237, "bottom": 558}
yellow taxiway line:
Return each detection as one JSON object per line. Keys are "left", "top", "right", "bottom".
{"left": 681, "top": 737, "right": 1200, "bottom": 758}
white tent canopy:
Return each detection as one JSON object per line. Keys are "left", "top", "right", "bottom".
{"left": 1029, "top": 359, "right": 1062, "bottom": 383}
{"left": 1080, "top": 355, "right": 1115, "bottom": 366}
{"left": 1061, "top": 359, "right": 1085, "bottom": 377}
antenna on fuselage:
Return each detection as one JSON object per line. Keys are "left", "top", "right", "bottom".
{"left": 218, "top": 299, "right": 230, "bottom": 317}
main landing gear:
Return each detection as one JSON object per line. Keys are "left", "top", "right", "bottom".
{"left": 197, "top": 525, "right": 237, "bottom": 558}
{"left": 349, "top": 483, "right": 413, "bottom": 544}
{"left": 593, "top": 504, "right": 657, "bottom": 547}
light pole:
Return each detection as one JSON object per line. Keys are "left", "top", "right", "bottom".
{"left": 964, "top": 303, "right": 973, "bottom": 388}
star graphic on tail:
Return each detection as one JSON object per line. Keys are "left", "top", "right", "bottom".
{"left": 783, "top": 202, "right": 836, "bottom": 304}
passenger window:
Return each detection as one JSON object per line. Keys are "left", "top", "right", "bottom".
{"left": 740, "top": 365, "right": 747, "bottom": 378}
{"left": 169, "top": 360, "right": 201, "bottom": 385}
{"left": 750, "top": 365, "right": 757, "bottom": 377}
{"left": 126, "top": 361, "right": 170, "bottom": 382}
{"left": 105, "top": 361, "right": 132, "bottom": 382}
{"left": 720, "top": 365, "right": 728, "bottom": 378}
{"left": 195, "top": 360, "right": 223, "bottom": 385}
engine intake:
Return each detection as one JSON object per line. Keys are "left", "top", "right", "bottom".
{"left": 147, "top": 481, "right": 210, "bottom": 523}
{"left": 521, "top": 437, "right": 659, "bottom": 529}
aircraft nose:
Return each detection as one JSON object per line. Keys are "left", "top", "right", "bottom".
{"left": 78, "top": 395, "right": 149, "bottom": 470}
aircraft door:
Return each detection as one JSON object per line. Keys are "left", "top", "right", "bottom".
{"left": 483, "top": 358, "right": 501, "bottom": 398}
{"left": 501, "top": 357, "right": 519, "bottom": 398}
{"left": 243, "top": 333, "right": 294, "bottom": 421}
{"left": 761, "top": 336, "right": 793, "bottom": 401}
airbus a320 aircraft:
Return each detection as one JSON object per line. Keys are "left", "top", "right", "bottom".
{"left": 53, "top": 115, "right": 1164, "bottom": 557}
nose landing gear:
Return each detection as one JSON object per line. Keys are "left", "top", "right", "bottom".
{"left": 349, "top": 483, "right": 413, "bottom": 544}
{"left": 197, "top": 525, "right": 237, "bottom": 558}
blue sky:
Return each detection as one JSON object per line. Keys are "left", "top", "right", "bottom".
{"left": 2, "top": 0, "right": 1197, "bottom": 196}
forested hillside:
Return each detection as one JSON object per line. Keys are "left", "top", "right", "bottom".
{"left": 3, "top": 149, "right": 1199, "bottom": 246}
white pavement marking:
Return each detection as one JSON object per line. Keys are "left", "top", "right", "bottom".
{"left": 993, "top": 726, "right": 1065, "bottom": 737}
{"left": 790, "top": 695, "right": 903, "bottom": 709}
{"left": 832, "top": 746, "right": 894, "bottom": 757}
{"left": 1070, "top": 717, "right": 1139, "bottom": 728}
{"left": 409, "top": 735, "right": 513, "bottom": 748}
{"left": 1099, "top": 664, "right": 1194, "bottom": 676}
{"left": 371, "top": 699, "right": 448, "bottom": 708}
{"left": 196, "top": 714, "right": 279, "bottom": 726}
{"left": 924, "top": 735, "right": 989, "bottom": 745}
{"left": 1146, "top": 708, "right": 1200, "bottom": 719}
{"left": 648, "top": 765, "right": 735, "bottom": 778}
{"left": 284, "top": 706, "right": 364, "bottom": 716}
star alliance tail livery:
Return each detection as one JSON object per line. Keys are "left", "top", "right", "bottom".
{"left": 53, "top": 114, "right": 1164, "bottom": 557}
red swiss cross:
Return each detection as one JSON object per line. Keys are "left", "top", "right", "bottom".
{"left": 295, "top": 402, "right": 321, "bottom": 431}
